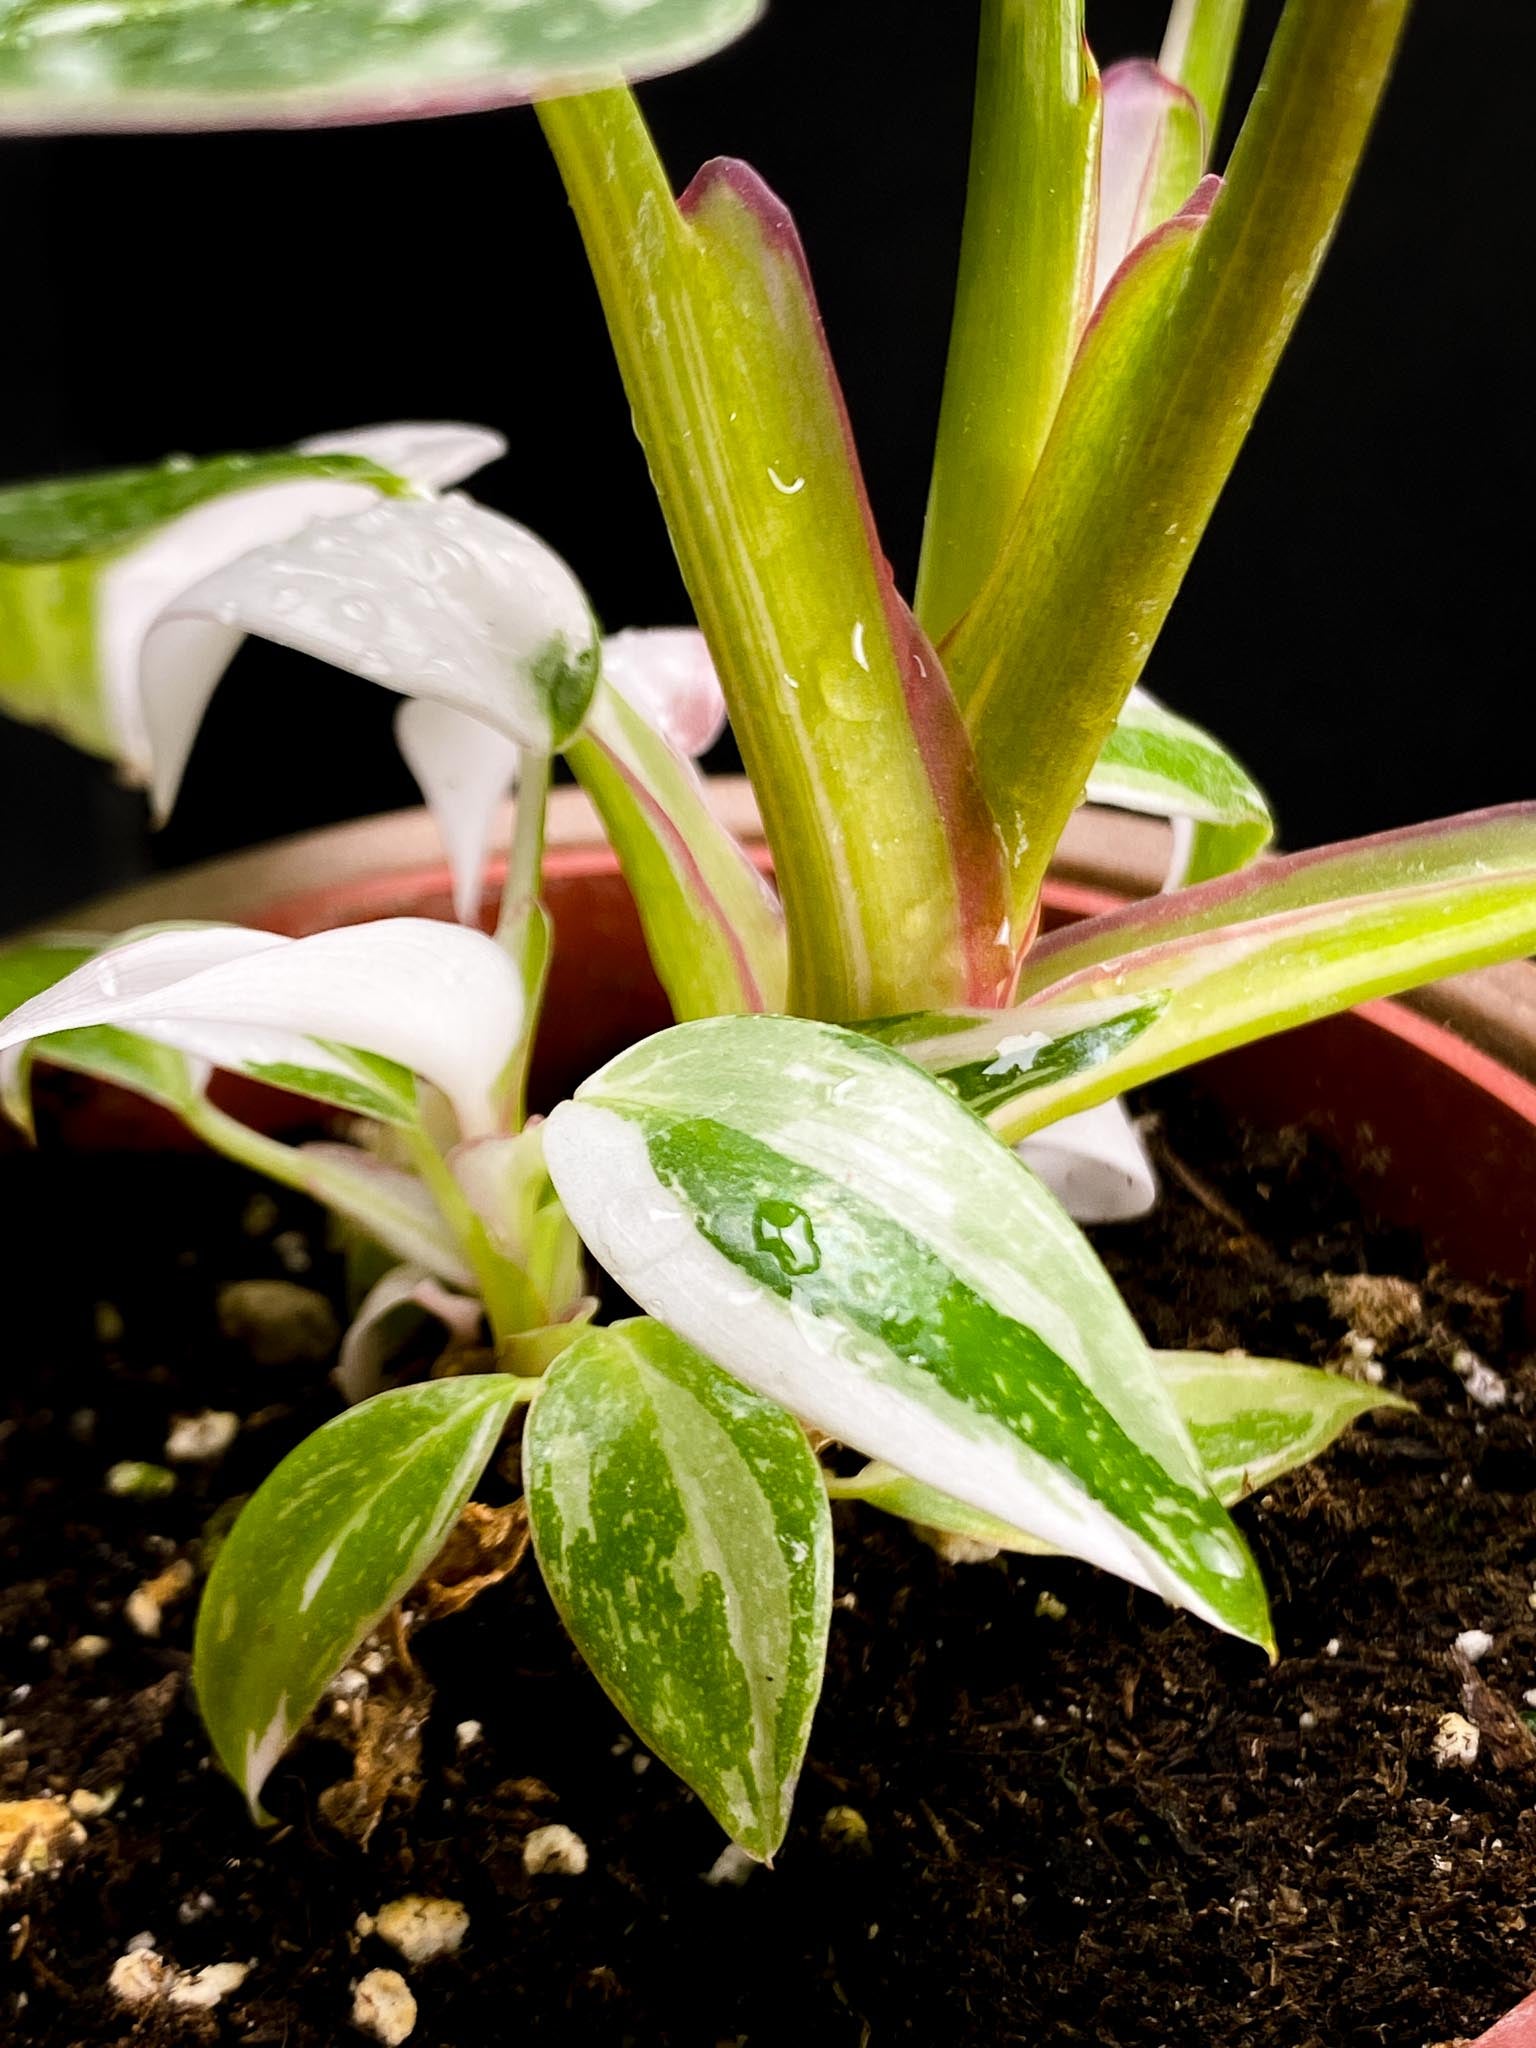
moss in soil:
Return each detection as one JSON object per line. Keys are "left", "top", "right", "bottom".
{"left": 1, "top": 1084, "right": 1533, "bottom": 2048}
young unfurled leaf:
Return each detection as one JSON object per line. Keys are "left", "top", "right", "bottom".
{"left": 144, "top": 496, "right": 600, "bottom": 822}
{"left": 985, "top": 804, "right": 1536, "bottom": 1139}
{"left": 193, "top": 1377, "right": 519, "bottom": 1816}
{"left": 1159, "top": 1351, "right": 1412, "bottom": 1503}
{"left": 0, "top": 919, "right": 525, "bottom": 1138}
{"left": 543, "top": 1014, "right": 1272, "bottom": 1649}
{"left": 0, "top": 0, "right": 763, "bottom": 135}
{"left": 837, "top": 1352, "right": 1409, "bottom": 1553}
{"left": 524, "top": 1319, "right": 832, "bottom": 1861}
{"left": 1093, "top": 60, "right": 1204, "bottom": 303}
{"left": 1086, "top": 687, "right": 1273, "bottom": 884}
{"left": 0, "top": 426, "right": 500, "bottom": 776}
{"left": 539, "top": 93, "right": 1010, "bottom": 1019}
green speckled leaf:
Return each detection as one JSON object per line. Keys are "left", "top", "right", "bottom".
{"left": 542, "top": 1015, "right": 1273, "bottom": 1651}
{"left": 193, "top": 1376, "right": 519, "bottom": 1815}
{"left": 0, "top": 0, "right": 762, "bottom": 135}
{"left": 525, "top": 1318, "right": 832, "bottom": 1861}
{"left": 838, "top": 1352, "right": 1409, "bottom": 1552}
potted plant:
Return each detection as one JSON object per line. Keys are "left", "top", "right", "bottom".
{"left": 0, "top": 3, "right": 1532, "bottom": 2042}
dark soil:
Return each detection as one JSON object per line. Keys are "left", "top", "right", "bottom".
{"left": 2, "top": 1084, "right": 1533, "bottom": 2048}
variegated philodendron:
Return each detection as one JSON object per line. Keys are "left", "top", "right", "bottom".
{"left": 0, "top": 0, "right": 1517, "bottom": 1876}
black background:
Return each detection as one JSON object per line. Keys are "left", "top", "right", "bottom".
{"left": 2, "top": 0, "right": 1530, "bottom": 930}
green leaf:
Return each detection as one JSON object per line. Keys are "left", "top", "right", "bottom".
{"left": 915, "top": 1, "right": 1101, "bottom": 643}
{"left": 543, "top": 1015, "right": 1272, "bottom": 1650}
{"left": 193, "top": 1376, "right": 519, "bottom": 1816}
{"left": 967, "top": 805, "right": 1536, "bottom": 1140}
{"left": 1086, "top": 688, "right": 1272, "bottom": 883}
{"left": 566, "top": 681, "right": 788, "bottom": 1019}
{"left": 0, "top": 0, "right": 762, "bottom": 134}
{"left": 835, "top": 1351, "right": 1408, "bottom": 1550}
{"left": 525, "top": 1319, "right": 832, "bottom": 1860}
{"left": 539, "top": 90, "right": 1011, "bottom": 1020}
{"left": 945, "top": 0, "right": 1412, "bottom": 923}
{"left": 1160, "top": 1351, "right": 1411, "bottom": 1503}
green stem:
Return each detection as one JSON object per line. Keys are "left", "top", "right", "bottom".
{"left": 497, "top": 750, "right": 550, "bottom": 948}
{"left": 538, "top": 87, "right": 1005, "bottom": 1021}
{"left": 947, "top": 0, "right": 1412, "bottom": 925}
{"left": 403, "top": 1127, "right": 545, "bottom": 1357}
{"left": 914, "top": 1, "right": 1101, "bottom": 646}
{"left": 495, "top": 751, "right": 553, "bottom": 1133}
{"left": 1160, "top": 0, "right": 1249, "bottom": 155}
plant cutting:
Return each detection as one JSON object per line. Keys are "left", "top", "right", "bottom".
{"left": 0, "top": 2, "right": 1532, "bottom": 2041}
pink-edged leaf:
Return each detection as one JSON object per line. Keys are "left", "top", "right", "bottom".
{"left": 1094, "top": 61, "right": 1205, "bottom": 304}
{"left": 976, "top": 805, "right": 1536, "bottom": 1137}
{"left": 539, "top": 94, "right": 1012, "bottom": 1020}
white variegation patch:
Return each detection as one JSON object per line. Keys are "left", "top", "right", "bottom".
{"left": 0, "top": 918, "right": 523, "bottom": 1138}
{"left": 145, "top": 495, "right": 599, "bottom": 819}
{"left": 1017, "top": 1098, "right": 1157, "bottom": 1224}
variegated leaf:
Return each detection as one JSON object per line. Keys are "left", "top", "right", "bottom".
{"left": 193, "top": 1377, "right": 519, "bottom": 1816}
{"left": 144, "top": 495, "right": 599, "bottom": 821}
{"left": 1087, "top": 687, "right": 1272, "bottom": 883}
{"left": 543, "top": 1014, "right": 1272, "bottom": 1649}
{"left": 0, "top": 933, "right": 203, "bottom": 1132}
{"left": 884, "top": 806, "right": 1536, "bottom": 1146}
{"left": 0, "top": 427, "right": 500, "bottom": 778}
{"left": 0, "top": 0, "right": 762, "bottom": 134}
{"left": 836, "top": 1351, "right": 1408, "bottom": 1553}
{"left": 0, "top": 918, "right": 525, "bottom": 1138}
{"left": 525, "top": 1318, "right": 832, "bottom": 1860}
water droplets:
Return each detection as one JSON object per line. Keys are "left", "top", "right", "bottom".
{"left": 752, "top": 1198, "right": 821, "bottom": 1278}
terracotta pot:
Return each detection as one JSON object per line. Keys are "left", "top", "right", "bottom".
{"left": 1473, "top": 1989, "right": 1536, "bottom": 2048}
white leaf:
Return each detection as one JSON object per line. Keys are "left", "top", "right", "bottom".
{"left": 100, "top": 423, "right": 501, "bottom": 799}
{"left": 145, "top": 495, "right": 600, "bottom": 817}
{"left": 602, "top": 628, "right": 727, "bottom": 758}
{"left": 0, "top": 919, "right": 523, "bottom": 1139}
{"left": 1017, "top": 1098, "right": 1158, "bottom": 1224}
{"left": 297, "top": 423, "right": 506, "bottom": 494}
{"left": 395, "top": 699, "right": 522, "bottom": 926}
{"left": 334, "top": 1262, "right": 484, "bottom": 1403}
